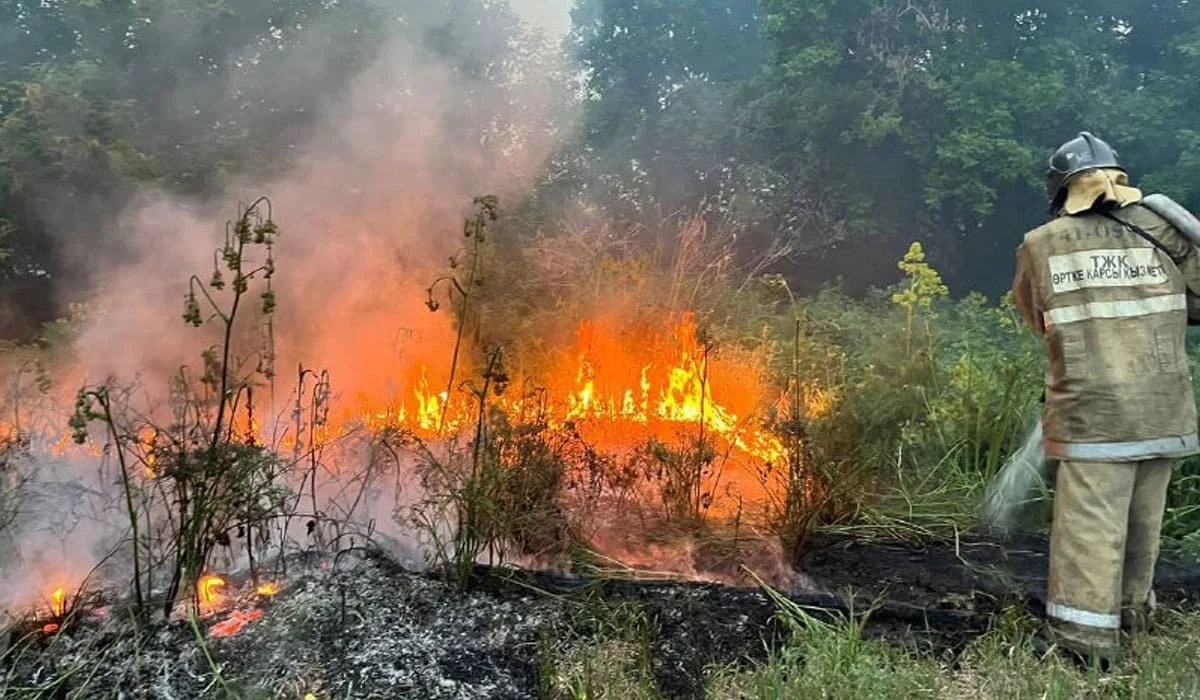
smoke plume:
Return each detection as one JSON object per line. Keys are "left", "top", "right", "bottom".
{"left": 1, "top": 0, "right": 579, "bottom": 611}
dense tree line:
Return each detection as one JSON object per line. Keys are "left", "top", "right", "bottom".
{"left": 4, "top": 0, "right": 1200, "bottom": 336}
{"left": 558, "top": 0, "right": 1200, "bottom": 297}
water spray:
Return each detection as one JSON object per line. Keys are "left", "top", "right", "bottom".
{"left": 979, "top": 415, "right": 1053, "bottom": 536}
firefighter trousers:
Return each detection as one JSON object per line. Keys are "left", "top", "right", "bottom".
{"left": 1045, "top": 458, "right": 1174, "bottom": 657}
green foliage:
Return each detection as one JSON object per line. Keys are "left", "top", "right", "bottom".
{"left": 538, "top": 601, "right": 662, "bottom": 700}
{"left": 409, "top": 197, "right": 590, "bottom": 587}
{"left": 640, "top": 435, "right": 720, "bottom": 524}
{"left": 707, "top": 583, "right": 943, "bottom": 698}
{"left": 557, "top": 0, "right": 1200, "bottom": 298}
{"left": 1162, "top": 356, "right": 1200, "bottom": 558}
{"left": 69, "top": 198, "right": 285, "bottom": 617}
{"left": 890, "top": 242, "right": 948, "bottom": 315}
{"left": 485, "top": 414, "right": 578, "bottom": 558}
{"left": 706, "top": 602, "right": 1200, "bottom": 699}
{"left": 745, "top": 244, "right": 1046, "bottom": 541}
{"left": 748, "top": 243, "right": 1200, "bottom": 548}
{"left": 406, "top": 377, "right": 586, "bottom": 589}
{"left": 0, "top": 0, "right": 530, "bottom": 331}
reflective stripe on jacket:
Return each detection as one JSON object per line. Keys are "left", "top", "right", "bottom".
{"left": 1012, "top": 202, "right": 1200, "bottom": 462}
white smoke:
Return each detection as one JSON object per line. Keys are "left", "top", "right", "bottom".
{"left": 511, "top": 0, "right": 572, "bottom": 36}
{"left": 1, "top": 0, "right": 581, "bottom": 614}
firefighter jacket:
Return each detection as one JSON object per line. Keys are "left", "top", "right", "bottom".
{"left": 1012, "top": 201, "right": 1200, "bottom": 462}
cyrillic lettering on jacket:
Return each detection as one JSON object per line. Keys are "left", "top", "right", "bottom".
{"left": 1048, "top": 248, "right": 1169, "bottom": 294}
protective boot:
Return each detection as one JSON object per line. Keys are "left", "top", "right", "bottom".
{"left": 1122, "top": 590, "right": 1156, "bottom": 636}
{"left": 1037, "top": 623, "right": 1117, "bottom": 671}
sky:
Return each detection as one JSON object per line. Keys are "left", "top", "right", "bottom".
{"left": 511, "top": 0, "right": 572, "bottom": 36}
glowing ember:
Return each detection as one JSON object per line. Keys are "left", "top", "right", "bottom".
{"left": 198, "top": 575, "right": 226, "bottom": 606}
{"left": 208, "top": 609, "right": 264, "bottom": 638}
{"left": 256, "top": 582, "right": 280, "bottom": 597}
{"left": 42, "top": 623, "right": 60, "bottom": 634}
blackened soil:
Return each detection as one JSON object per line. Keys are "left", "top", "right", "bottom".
{"left": 478, "top": 534, "right": 1200, "bottom": 699}
{"left": 8, "top": 537, "right": 1199, "bottom": 700}
{"left": 800, "top": 532, "right": 1200, "bottom": 613}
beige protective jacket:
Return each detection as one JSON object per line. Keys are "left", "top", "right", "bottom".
{"left": 1013, "top": 202, "right": 1200, "bottom": 462}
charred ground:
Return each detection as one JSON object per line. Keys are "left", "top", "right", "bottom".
{"left": 4, "top": 535, "right": 1199, "bottom": 700}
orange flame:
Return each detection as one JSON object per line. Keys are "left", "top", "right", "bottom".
{"left": 39, "top": 586, "right": 67, "bottom": 634}
{"left": 324, "top": 313, "right": 785, "bottom": 515}
{"left": 256, "top": 582, "right": 279, "bottom": 597}
{"left": 15, "top": 310, "right": 803, "bottom": 526}
{"left": 550, "top": 316, "right": 783, "bottom": 458}
{"left": 271, "top": 313, "right": 792, "bottom": 519}
{"left": 49, "top": 587, "right": 65, "bottom": 617}
{"left": 198, "top": 575, "right": 226, "bottom": 606}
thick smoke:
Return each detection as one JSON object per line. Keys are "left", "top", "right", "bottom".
{"left": 70, "top": 0, "right": 576, "bottom": 395}
{"left": 1, "top": 0, "right": 578, "bottom": 611}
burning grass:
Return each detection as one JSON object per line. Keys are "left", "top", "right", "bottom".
{"left": 337, "top": 311, "right": 791, "bottom": 513}
{"left": 0, "top": 198, "right": 1048, "bottom": 628}
{"left": 0, "top": 199, "right": 828, "bottom": 618}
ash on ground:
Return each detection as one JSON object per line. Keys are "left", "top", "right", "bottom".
{"left": 0, "top": 541, "right": 794, "bottom": 700}
{"left": 2, "top": 550, "right": 576, "bottom": 699}
{"left": 3, "top": 536, "right": 1199, "bottom": 699}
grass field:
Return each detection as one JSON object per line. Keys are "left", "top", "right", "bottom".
{"left": 541, "top": 601, "right": 1200, "bottom": 700}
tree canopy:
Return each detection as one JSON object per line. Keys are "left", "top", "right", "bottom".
{"left": 557, "top": 0, "right": 1200, "bottom": 297}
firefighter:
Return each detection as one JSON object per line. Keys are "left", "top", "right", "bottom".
{"left": 1011, "top": 131, "right": 1200, "bottom": 665}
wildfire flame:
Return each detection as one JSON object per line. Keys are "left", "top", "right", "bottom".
{"left": 337, "top": 313, "right": 789, "bottom": 516}
{"left": 548, "top": 315, "right": 786, "bottom": 465}
{"left": 198, "top": 575, "right": 226, "bottom": 607}
{"left": 272, "top": 313, "right": 793, "bottom": 519}
{"left": 395, "top": 316, "right": 776, "bottom": 439}
{"left": 9, "top": 310, "right": 811, "bottom": 532}
{"left": 256, "top": 582, "right": 279, "bottom": 597}
{"left": 49, "top": 587, "right": 65, "bottom": 617}
{"left": 39, "top": 586, "right": 67, "bottom": 634}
